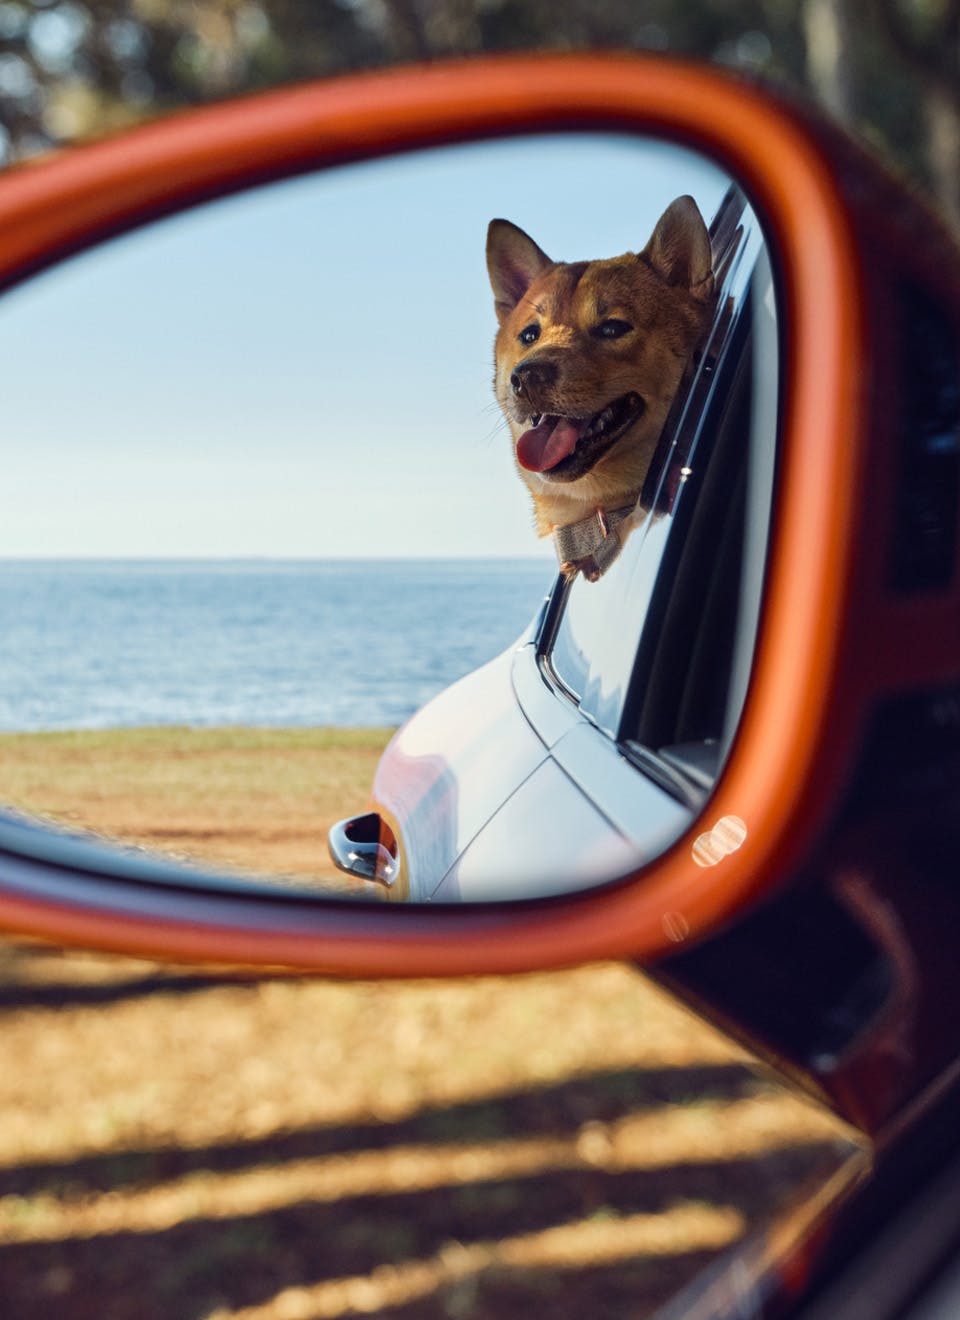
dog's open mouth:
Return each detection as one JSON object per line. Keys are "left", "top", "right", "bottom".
{"left": 516, "top": 392, "right": 645, "bottom": 478}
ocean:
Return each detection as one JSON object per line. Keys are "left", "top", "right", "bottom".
{"left": 0, "top": 559, "right": 556, "bottom": 732}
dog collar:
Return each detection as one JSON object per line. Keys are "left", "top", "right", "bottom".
{"left": 553, "top": 504, "right": 636, "bottom": 582}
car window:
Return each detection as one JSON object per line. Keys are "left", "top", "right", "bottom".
{"left": 540, "top": 192, "right": 776, "bottom": 794}
{"left": 546, "top": 490, "right": 671, "bottom": 737}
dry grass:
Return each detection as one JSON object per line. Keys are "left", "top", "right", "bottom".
{"left": 0, "top": 727, "right": 394, "bottom": 883}
{"left": 0, "top": 731, "right": 862, "bottom": 1319}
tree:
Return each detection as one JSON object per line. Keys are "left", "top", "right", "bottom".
{"left": 870, "top": 0, "right": 960, "bottom": 223}
{"left": 0, "top": 1, "right": 954, "bottom": 227}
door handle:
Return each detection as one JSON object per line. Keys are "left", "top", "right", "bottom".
{"left": 327, "top": 812, "right": 398, "bottom": 887}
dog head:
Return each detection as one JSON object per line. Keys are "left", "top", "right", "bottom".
{"left": 487, "top": 196, "right": 714, "bottom": 535}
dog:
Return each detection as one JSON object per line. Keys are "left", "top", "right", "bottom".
{"left": 486, "top": 196, "right": 715, "bottom": 579}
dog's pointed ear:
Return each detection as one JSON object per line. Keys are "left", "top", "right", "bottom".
{"left": 486, "top": 220, "right": 553, "bottom": 323}
{"left": 640, "top": 196, "right": 714, "bottom": 303}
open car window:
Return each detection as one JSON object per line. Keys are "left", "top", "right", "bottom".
{"left": 539, "top": 190, "right": 777, "bottom": 800}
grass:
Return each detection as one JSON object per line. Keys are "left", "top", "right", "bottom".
{"left": 0, "top": 726, "right": 395, "bottom": 883}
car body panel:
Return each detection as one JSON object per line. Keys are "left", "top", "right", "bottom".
{"left": 370, "top": 646, "right": 550, "bottom": 902}
{"left": 431, "top": 756, "right": 656, "bottom": 901}
{"left": 549, "top": 722, "right": 693, "bottom": 844}
{"left": 372, "top": 636, "right": 695, "bottom": 902}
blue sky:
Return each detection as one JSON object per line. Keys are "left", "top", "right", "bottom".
{"left": 0, "top": 133, "right": 731, "bottom": 558}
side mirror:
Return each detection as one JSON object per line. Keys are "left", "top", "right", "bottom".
{"left": 0, "top": 53, "right": 957, "bottom": 999}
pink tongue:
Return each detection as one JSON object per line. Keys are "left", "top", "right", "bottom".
{"left": 516, "top": 416, "right": 584, "bottom": 472}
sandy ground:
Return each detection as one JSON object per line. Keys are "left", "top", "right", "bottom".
{"left": 0, "top": 731, "right": 860, "bottom": 1319}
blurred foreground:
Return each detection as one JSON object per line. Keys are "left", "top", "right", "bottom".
{"left": 0, "top": 949, "right": 856, "bottom": 1320}
{"left": 0, "top": 729, "right": 857, "bottom": 1317}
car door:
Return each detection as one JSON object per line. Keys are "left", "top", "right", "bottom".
{"left": 432, "top": 191, "right": 778, "bottom": 900}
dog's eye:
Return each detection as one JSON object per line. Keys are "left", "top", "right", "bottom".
{"left": 518, "top": 324, "right": 540, "bottom": 347}
{"left": 595, "top": 319, "right": 633, "bottom": 340}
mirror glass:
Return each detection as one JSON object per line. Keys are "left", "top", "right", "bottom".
{"left": 0, "top": 133, "right": 776, "bottom": 901}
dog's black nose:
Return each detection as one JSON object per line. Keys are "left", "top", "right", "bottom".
{"left": 511, "top": 357, "right": 557, "bottom": 397}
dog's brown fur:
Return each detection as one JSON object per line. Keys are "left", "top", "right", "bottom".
{"left": 486, "top": 197, "right": 715, "bottom": 541}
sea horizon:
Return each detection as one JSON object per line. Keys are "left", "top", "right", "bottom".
{"left": 0, "top": 557, "right": 557, "bottom": 733}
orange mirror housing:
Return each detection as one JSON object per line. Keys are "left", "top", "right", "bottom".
{"left": 0, "top": 53, "right": 956, "bottom": 977}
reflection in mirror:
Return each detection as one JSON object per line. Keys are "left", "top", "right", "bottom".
{"left": 0, "top": 133, "right": 775, "bottom": 901}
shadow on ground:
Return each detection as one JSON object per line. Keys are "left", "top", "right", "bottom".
{"left": 0, "top": 955, "right": 855, "bottom": 1320}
